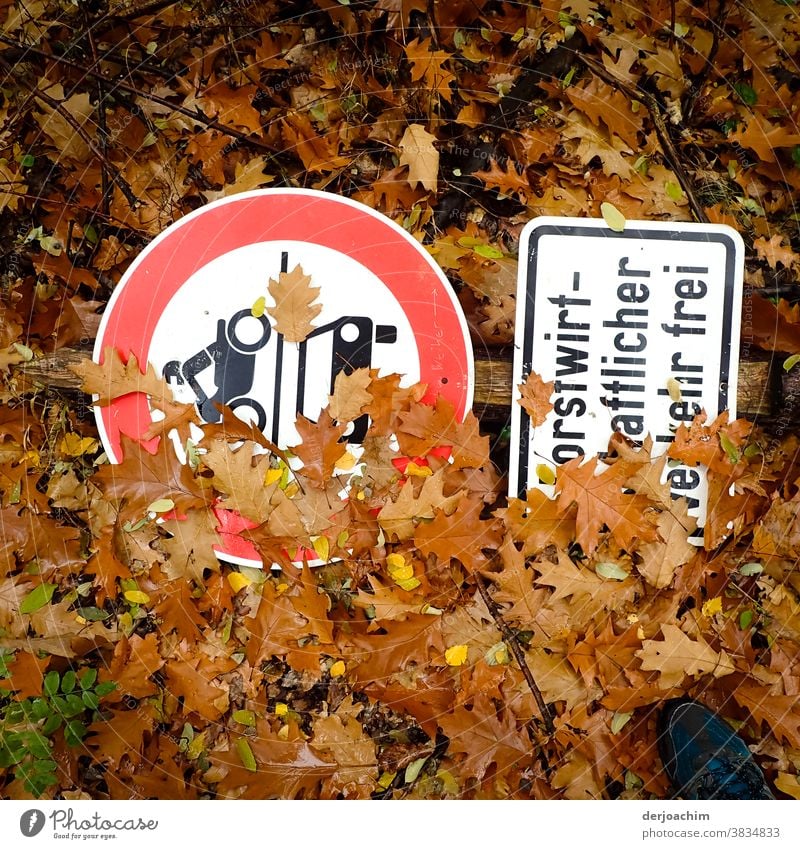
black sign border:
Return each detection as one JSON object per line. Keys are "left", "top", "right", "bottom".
{"left": 514, "top": 224, "right": 739, "bottom": 499}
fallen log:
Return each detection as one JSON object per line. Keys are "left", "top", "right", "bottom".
{"left": 12, "top": 346, "right": 787, "bottom": 430}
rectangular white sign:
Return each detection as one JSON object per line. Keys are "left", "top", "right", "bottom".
{"left": 509, "top": 217, "right": 744, "bottom": 544}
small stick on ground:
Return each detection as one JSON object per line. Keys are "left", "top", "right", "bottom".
{"left": 32, "top": 87, "right": 141, "bottom": 211}
{"left": 577, "top": 53, "right": 709, "bottom": 224}
{"left": 476, "top": 575, "right": 555, "bottom": 736}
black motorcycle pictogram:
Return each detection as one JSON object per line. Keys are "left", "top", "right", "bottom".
{"left": 163, "top": 252, "right": 398, "bottom": 443}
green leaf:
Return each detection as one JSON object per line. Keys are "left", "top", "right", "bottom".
{"left": 739, "top": 609, "right": 754, "bottom": 629}
{"left": 29, "top": 699, "right": 49, "bottom": 721}
{"left": 60, "top": 670, "right": 76, "bottom": 694}
{"left": 64, "top": 719, "right": 87, "bottom": 747}
{"left": 783, "top": 353, "right": 800, "bottom": 372}
{"left": 43, "top": 670, "right": 60, "bottom": 697}
{"left": 76, "top": 606, "right": 109, "bottom": 622}
{"left": 26, "top": 732, "right": 51, "bottom": 759}
{"left": 41, "top": 714, "right": 62, "bottom": 735}
{"left": 404, "top": 756, "right": 428, "bottom": 783}
{"left": 739, "top": 562, "right": 763, "bottom": 577}
{"left": 232, "top": 710, "right": 256, "bottom": 727}
{"left": 665, "top": 181, "right": 684, "bottom": 201}
{"left": 596, "top": 562, "right": 629, "bottom": 581}
{"left": 733, "top": 83, "right": 757, "bottom": 106}
{"left": 472, "top": 243, "right": 504, "bottom": 259}
{"left": 94, "top": 681, "right": 117, "bottom": 698}
{"left": 81, "top": 690, "right": 99, "bottom": 710}
{"left": 719, "top": 432, "right": 740, "bottom": 463}
{"left": 600, "top": 201, "right": 625, "bottom": 232}
{"left": 19, "top": 583, "right": 57, "bottom": 614}
{"left": 147, "top": 498, "right": 175, "bottom": 514}
{"left": 84, "top": 223, "right": 99, "bottom": 244}
{"left": 20, "top": 153, "right": 35, "bottom": 168}
{"left": 235, "top": 737, "right": 257, "bottom": 772}
{"left": 64, "top": 694, "right": 86, "bottom": 717}
{"left": 79, "top": 668, "right": 98, "bottom": 689}
{"left": 611, "top": 711, "right": 633, "bottom": 734}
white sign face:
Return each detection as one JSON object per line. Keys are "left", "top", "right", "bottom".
{"left": 509, "top": 217, "right": 744, "bottom": 543}
{"left": 148, "top": 240, "right": 420, "bottom": 447}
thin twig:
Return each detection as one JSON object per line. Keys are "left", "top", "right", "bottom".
{"left": 31, "top": 86, "right": 141, "bottom": 211}
{"left": 476, "top": 575, "right": 555, "bottom": 736}
{"left": 684, "top": 0, "right": 728, "bottom": 125}
{"left": 0, "top": 34, "right": 281, "bottom": 160}
{"left": 577, "top": 53, "right": 709, "bottom": 224}
{"left": 86, "top": 26, "right": 111, "bottom": 217}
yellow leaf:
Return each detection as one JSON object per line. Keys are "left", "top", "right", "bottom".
{"left": 666, "top": 377, "right": 682, "bottom": 402}
{"left": 405, "top": 461, "right": 432, "bottom": 477}
{"left": 330, "top": 660, "right": 346, "bottom": 678}
{"left": 445, "top": 644, "right": 469, "bottom": 666}
{"left": 251, "top": 295, "right": 266, "bottom": 318}
{"left": 600, "top": 201, "right": 626, "bottom": 232}
{"left": 275, "top": 702, "right": 288, "bottom": 716}
{"left": 396, "top": 576, "right": 421, "bottom": 591}
{"left": 312, "top": 535, "right": 330, "bottom": 562}
{"left": 775, "top": 772, "right": 800, "bottom": 800}
{"left": 386, "top": 553, "right": 406, "bottom": 572}
{"left": 335, "top": 450, "right": 357, "bottom": 471}
{"left": 227, "top": 572, "right": 252, "bottom": 593}
{"left": 123, "top": 590, "right": 150, "bottom": 605}
{"left": 536, "top": 463, "right": 556, "bottom": 485}
{"left": 377, "top": 771, "right": 397, "bottom": 789}
{"left": 702, "top": 596, "right": 723, "bottom": 617}
{"left": 60, "top": 432, "right": 98, "bottom": 457}
{"left": 264, "top": 467, "right": 283, "bottom": 486}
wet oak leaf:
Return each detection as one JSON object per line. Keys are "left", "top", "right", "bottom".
{"left": 150, "top": 575, "right": 208, "bottom": 643}
{"left": 211, "top": 720, "right": 335, "bottom": 799}
{"left": 71, "top": 347, "right": 168, "bottom": 407}
{"left": 291, "top": 410, "right": 347, "bottom": 487}
{"left": 312, "top": 698, "right": 378, "bottom": 799}
{"left": 733, "top": 685, "right": 800, "bottom": 748}
{"left": 438, "top": 693, "right": 529, "bottom": 781}
{"left": 352, "top": 575, "right": 421, "bottom": 623}
{"left": 328, "top": 367, "right": 373, "bottom": 424}
{"left": 405, "top": 38, "right": 456, "bottom": 102}
{"left": 495, "top": 489, "right": 575, "bottom": 556}
{"left": 556, "top": 456, "right": 659, "bottom": 554}
{"left": 635, "top": 624, "right": 735, "bottom": 689}
{"left": 0, "top": 650, "right": 49, "bottom": 699}
{"left": 266, "top": 263, "right": 322, "bottom": 343}
{"left": 99, "top": 633, "right": 164, "bottom": 701}
{"left": 397, "top": 397, "right": 489, "bottom": 468}
{"left": 415, "top": 495, "right": 502, "bottom": 574}
{"left": 87, "top": 704, "right": 156, "bottom": 768}
{"left": 636, "top": 501, "right": 697, "bottom": 589}
{"left": 517, "top": 371, "right": 555, "bottom": 427}
{"left": 378, "top": 468, "right": 459, "bottom": 541}
{"left": 473, "top": 159, "right": 530, "bottom": 198}
{"left": 201, "top": 440, "right": 276, "bottom": 523}
{"left": 92, "top": 436, "right": 208, "bottom": 519}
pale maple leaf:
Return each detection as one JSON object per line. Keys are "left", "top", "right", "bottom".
{"left": 266, "top": 263, "right": 322, "bottom": 343}
{"left": 399, "top": 124, "right": 439, "bottom": 192}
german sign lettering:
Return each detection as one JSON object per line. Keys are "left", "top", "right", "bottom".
{"left": 509, "top": 217, "right": 744, "bottom": 543}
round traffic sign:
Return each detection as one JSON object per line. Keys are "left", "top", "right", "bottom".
{"left": 95, "top": 189, "right": 473, "bottom": 458}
